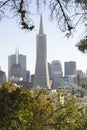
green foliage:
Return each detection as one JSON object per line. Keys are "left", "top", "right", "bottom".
{"left": 76, "top": 39, "right": 87, "bottom": 53}
{"left": 0, "top": 82, "right": 87, "bottom": 130}
{"left": 0, "top": 82, "right": 32, "bottom": 130}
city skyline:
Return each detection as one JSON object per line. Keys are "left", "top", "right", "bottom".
{"left": 0, "top": 13, "right": 87, "bottom": 77}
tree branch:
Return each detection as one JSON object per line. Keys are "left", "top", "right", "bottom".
{"left": 0, "top": 0, "right": 11, "bottom": 8}
{"left": 56, "top": 0, "right": 73, "bottom": 31}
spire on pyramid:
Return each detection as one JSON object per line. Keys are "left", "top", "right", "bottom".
{"left": 39, "top": 14, "right": 44, "bottom": 34}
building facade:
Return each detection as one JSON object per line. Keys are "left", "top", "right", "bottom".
{"left": 64, "top": 61, "right": 77, "bottom": 86}
{"left": 0, "top": 70, "right": 6, "bottom": 85}
{"left": 64, "top": 61, "right": 76, "bottom": 76}
{"left": 48, "top": 62, "right": 51, "bottom": 80}
{"left": 51, "top": 60, "right": 63, "bottom": 88}
{"left": 8, "top": 49, "right": 27, "bottom": 82}
{"left": 34, "top": 15, "right": 50, "bottom": 89}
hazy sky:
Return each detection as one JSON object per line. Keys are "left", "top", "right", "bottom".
{"left": 0, "top": 13, "right": 87, "bottom": 76}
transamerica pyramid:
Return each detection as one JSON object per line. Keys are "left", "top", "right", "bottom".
{"left": 34, "top": 15, "right": 50, "bottom": 89}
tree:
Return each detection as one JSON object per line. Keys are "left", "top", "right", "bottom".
{"left": 0, "top": 0, "right": 86, "bottom": 32}
{"left": 0, "top": 82, "right": 33, "bottom": 130}
{"left": 0, "top": 83, "right": 54, "bottom": 130}
{"left": 0, "top": 0, "right": 87, "bottom": 52}
{"left": 1, "top": 82, "right": 87, "bottom": 129}
{"left": 76, "top": 39, "right": 87, "bottom": 53}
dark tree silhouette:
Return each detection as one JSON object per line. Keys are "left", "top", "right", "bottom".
{"left": 0, "top": 0, "right": 87, "bottom": 51}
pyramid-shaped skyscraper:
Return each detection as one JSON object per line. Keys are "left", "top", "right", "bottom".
{"left": 34, "top": 15, "right": 50, "bottom": 89}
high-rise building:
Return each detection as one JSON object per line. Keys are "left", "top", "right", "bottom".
{"left": 34, "top": 15, "right": 50, "bottom": 89}
{"left": 64, "top": 61, "right": 76, "bottom": 76}
{"left": 8, "top": 49, "right": 27, "bottom": 81}
{"left": 51, "top": 60, "right": 63, "bottom": 88}
{"left": 26, "top": 70, "right": 31, "bottom": 82}
{"left": 0, "top": 70, "right": 6, "bottom": 85}
{"left": 64, "top": 61, "right": 77, "bottom": 86}
{"left": 48, "top": 62, "right": 51, "bottom": 80}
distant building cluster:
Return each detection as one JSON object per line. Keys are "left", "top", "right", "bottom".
{"left": 49, "top": 60, "right": 77, "bottom": 89}
{"left": 0, "top": 16, "right": 87, "bottom": 90}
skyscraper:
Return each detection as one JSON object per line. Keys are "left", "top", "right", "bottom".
{"left": 64, "top": 61, "right": 76, "bottom": 76}
{"left": 64, "top": 61, "right": 77, "bottom": 86}
{"left": 8, "top": 49, "right": 27, "bottom": 81}
{"left": 51, "top": 60, "right": 63, "bottom": 88}
{"left": 34, "top": 15, "right": 50, "bottom": 89}
{"left": 0, "top": 70, "right": 6, "bottom": 85}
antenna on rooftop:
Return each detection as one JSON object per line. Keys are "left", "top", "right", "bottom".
{"left": 15, "top": 48, "right": 19, "bottom": 64}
